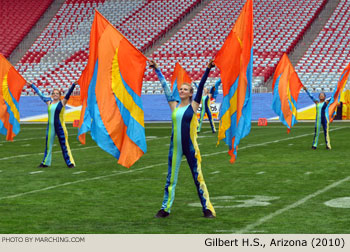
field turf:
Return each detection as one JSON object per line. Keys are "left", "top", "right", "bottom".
{"left": 0, "top": 122, "right": 349, "bottom": 234}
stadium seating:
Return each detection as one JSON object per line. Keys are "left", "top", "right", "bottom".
{"left": 0, "top": 0, "right": 53, "bottom": 58}
{"left": 13, "top": 0, "right": 330, "bottom": 95}
{"left": 296, "top": 0, "right": 350, "bottom": 92}
{"left": 144, "top": 0, "right": 327, "bottom": 88}
{"left": 16, "top": 0, "right": 201, "bottom": 96}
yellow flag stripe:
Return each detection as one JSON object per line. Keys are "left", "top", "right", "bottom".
{"left": 218, "top": 91, "right": 238, "bottom": 141}
{"left": 2, "top": 73, "right": 20, "bottom": 121}
{"left": 111, "top": 48, "right": 144, "bottom": 127}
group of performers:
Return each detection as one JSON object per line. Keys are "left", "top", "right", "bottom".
{"left": 25, "top": 60, "right": 333, "bottom": 219}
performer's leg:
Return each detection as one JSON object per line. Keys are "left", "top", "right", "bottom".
{"left": 161, "top": 137, "right": 183, "bottom": 213}
{"left": 42, "top": 125, "right": 55, "bottom": 166}
{"left": 197, "top": 105, "right": 205, "bottom": 133}
{"left": 205, "top": 105, "right": 216, "bottom": 133}
{"left": 312, "top": 121, "right": 321, "bottom": 148}
{"left": 184, "top": 142, "right": 216, "bottom": 216}
{"left": 55, "top": 122, "right": 75, "bottom": 166}
{"left": 322, "top": 118, "right": 331, "bottom": 149}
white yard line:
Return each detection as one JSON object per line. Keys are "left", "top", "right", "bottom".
{"left": 235, "top": 176, "right": 350, "bottom": 233}
{"left": 0, "top": 136, "right": 171, "bottom": 161}
{"left": 0, "top": 163, "right": 166, "bottom": 201}
{"left": 72, "top": 171, "right": 87, "bottom": 175}
{"left": 0, "top": 126, "right": 347, "bottom": 202}
{"left": 29, "top": 171, "right": 44, "bottom": 175}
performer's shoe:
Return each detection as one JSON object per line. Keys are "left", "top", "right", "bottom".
{"left": 326, "top": 146, "right": 331, "bottom": 150}
{"left": 155, "top": 209, "right": 169, "bottom": 218}
{"left": 68, "top": 164, "right": 75, "bottom": 168}
{"left": 38, "top": 163, "right": 48, "bottom": 168}
{"left": 203, "top": 209, "right": 215, "bottom": 218}
{"left": 311, "top": 146, "right": 317, "bottom": 150}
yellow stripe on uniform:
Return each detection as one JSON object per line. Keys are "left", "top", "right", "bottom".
{"left": 59, "top": 106, "right": 75, "bottom": 165}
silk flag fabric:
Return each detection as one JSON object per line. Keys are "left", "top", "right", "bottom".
{"left": 0, "top": 54, "right": 26, "bottom": 141}
{"left": 170, "top": 62, "right": 192, "bottom": 102}
{"left": 272, "top": 53, "right": 303, "bottom": 133}
{"left": 77, "top": 11, "right": 147, "bottom": 168}
{"left": 327, "top": 63, "right": 350, "bottom": 122}
{"left": 214, "top": 0, "right": 253, "bottom": 163}
{"left": 77, "top": 10, "right": 110, "bottom": 144}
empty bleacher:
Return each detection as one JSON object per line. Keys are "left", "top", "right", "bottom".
{"left": 16, "top": 0, "right": 201, "bottom": 96}
{"left": 0, "top": 0, "right": 53, "bottom": 58}
{"left": 296, "top": 0, "right": 350, "bottom": 92}
{"left": 144, "top": 0, "right": 327, "bottom": 92}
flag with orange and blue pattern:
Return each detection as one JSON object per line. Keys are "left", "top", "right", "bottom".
{"left": 0, "top": 54, "right": 26, "bottom": 141}
{"left": 77, "top": 11, "right": 147, "bottom": 168}
{"left": 327, "top": 62, "right": 350, "bottom": 122}
{"left": 272, "top": 53, "right": 303, "bottom": 133}
{"left": 170, "top": 62, "right": 192, "bottom": 102}
{"left": 214, "top": 0, "right": 253, "bottom": 163}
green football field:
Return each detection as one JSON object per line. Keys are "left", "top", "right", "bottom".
{"left": 0, "top": 122, "right": 349, "bottom": 234}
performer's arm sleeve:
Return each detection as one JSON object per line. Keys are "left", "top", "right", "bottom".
{"left": 194, "top": 67, "right": 211, "bottom": 103}
{"left": 31, "top": 84, "right": 52, "bottom": 103}
{"left": 304, "top": 88, "right": 317, "bottom": 103}
{"left": 155, "top": 68, "right": 176, "bottom": 102}
{"left": 64, "top": 83, "right": 76, "bottom": 100}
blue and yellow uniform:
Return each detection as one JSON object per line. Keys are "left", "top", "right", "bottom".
{"left": 305, "top": 89, "right": 331, "bottom": 149}
{"left": 154, "top": 67, "right": 216, "bottom": 217}
{"left": 32, "top": 84, "right": 76, "bottom": 167}
{"left": 198, "top": 95, "right": 216, "bottom": 133}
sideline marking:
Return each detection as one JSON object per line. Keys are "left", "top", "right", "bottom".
{"left": 235, "top": 176, "right": 350, "bottom": 233}
{"left": 0, "top": 127, "right": 347, "bottom": 201}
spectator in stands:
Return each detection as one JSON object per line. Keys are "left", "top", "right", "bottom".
{"left": 29, "top": 83, "right": 77, "bottom": 168}
{"left": 149, "top": 59, "right": 216, "bottom": 218}
{"left": 303, "top": 87, "right": 331, "bottom": 150}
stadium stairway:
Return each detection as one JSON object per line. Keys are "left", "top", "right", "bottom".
{"left": 265, "top": 0, "right": 341, "bottom": 91}
{"left": 145, "top": 0, "right": 212, "bottom": 57}
{"left": 8, "top": 0, "right": 66, "bottom": 65}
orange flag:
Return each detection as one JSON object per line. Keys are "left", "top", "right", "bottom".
{"left": 77, "top": 11, "right": 147, "bottom": 168}
{"left": 272, "top": 53, "right": 303, "bottom": 133}
{"left": 170, "top": 62, "right": 192, "bottom": 102}
{"left": 214, "top": 0, "right": 253, "bottom": 163}
{"left": 0, "top": 54, "right": 26, "bottom": 141}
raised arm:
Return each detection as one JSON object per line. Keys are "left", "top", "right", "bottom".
{"left": 62, "top": 83, "right": 77, "bottom": 106}
{"left": 192, "top": 60, "right": 214, "bottom": 112}
{"left": 149, "top": 60, "right": 177, "bottom": 111}
{"left": 303, "top": 86, "right": 318, "bottom": 103}
{"left": 30, "top": 83, "right": 52, "bottom": 104}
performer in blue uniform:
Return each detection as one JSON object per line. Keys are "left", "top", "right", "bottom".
{"left": 150, "top": 60, "right": 216, "bottom": 218}
{"left": 30, "top": 83, "right": 77, "bottom": 167}
{"left": 197, "top": 87, "right": 216, "bottom": 133}
{"left": 303, "top": 87, "right": 331, "bottom": 149}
